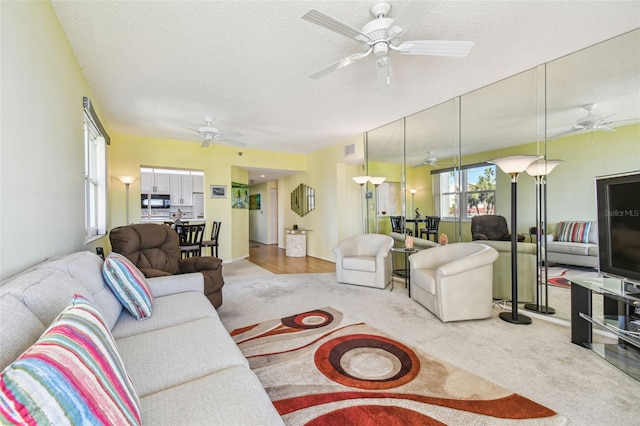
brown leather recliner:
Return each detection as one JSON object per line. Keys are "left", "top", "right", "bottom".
{"left": 471, "top": 215, "right": 525, "bottom": 242}
{"left": 109, "top": 223, "right": 224, "bottom": 308}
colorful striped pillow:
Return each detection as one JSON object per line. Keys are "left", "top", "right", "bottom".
{"left": 0, "top": 295, "right": 141, "bottom": 425}
{"left": 557, "top": 221, "right": 591, "bottom": 243}
{"left": 102, "top": 252, "right": 153, "bottom": 320}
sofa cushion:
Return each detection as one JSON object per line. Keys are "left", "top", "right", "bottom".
{"left": 0, "top": 295, "right": 140, "bottom": 426}
{"left": 140, "top": 365, "right": 283, "bottom": 425}
{"left": 547, "top": 241, "right": 590, "bottom": 256}
{"left": 111, "top": 292, "right": 218, "bottom": 339}
{"left": 102, "top": 253, "right": 153, "bottom": 320}
{"left": 0, "top": 293, "right": 45, "bottom": 371}
{"left": 37, "top": 251, "right": 122, "bottom": 329}
{"left": 1, "top": 268, "right": 96, "bottom": 327}
{"left": 115, "top": 317, "right": 248, "bottom": 397}
{"left": 557, "top": 221, "right": 591, "bottom": 243}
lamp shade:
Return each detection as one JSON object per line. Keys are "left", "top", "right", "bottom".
{"left": 410, "top": 189, "right": 417, "bottom": 194}
{"left": 118, "top": 176, "right": 135, "bottom": 185}
{"left": 489, "top": 155, "right": 542, "bottom": 174}
{"left": 352, "top": 176, "right": 370, "bottom": 185}
{"left": 525, "top": 159, "right": 565, "bottom": 177}
{"left": 369, "top": 176, "right": 386, "bottom": 186}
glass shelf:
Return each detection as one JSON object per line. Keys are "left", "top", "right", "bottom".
{"left": 579, "top": 313, "right": 640, "bottom": 349}
{"left": 579, "top": 313, "right": 640, "bottom": 381}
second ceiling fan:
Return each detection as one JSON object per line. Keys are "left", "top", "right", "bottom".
{"left": 302, "top": 1, "right": 474, "bottom": 84}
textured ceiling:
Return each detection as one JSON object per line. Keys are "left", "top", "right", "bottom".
{"left": 51, "top": 1, "right": 640, "bottom": 180}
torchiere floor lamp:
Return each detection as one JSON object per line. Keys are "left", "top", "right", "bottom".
{"left": 524, "top": 159, "right": 564, "bottom": 315}
{"left": 489, "top": 155, "right": 541, "bottom": 325}
{"left": 353, "top": 176, "right": 370, "bottom": 234}
{"left": 118, "top": 176, "right": 135, "bottom": 224}
{"left": 369, "top": 176, "right": 386, "bottom": 234}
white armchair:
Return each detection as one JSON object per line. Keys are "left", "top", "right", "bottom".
{"left": 333, "top": 234, "right": 394, "bottom": 289}
{"left": 409, "top": 243, "right": 499, "bottom": 322}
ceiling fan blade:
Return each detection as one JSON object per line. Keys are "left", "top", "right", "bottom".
{"left": 302, "top": 9, "right": 368, "bottom": 42}
{"left": 596, "top": 126, "right": 616, "bottom": 132}
{"left": 217, "top": 131, "right": 243, "bottom": 138}
{"left": 308, "top": 49, "right": 372, "bottom": 79}
{"left": 216, "top": 138, "right": 246, "bottom": 147}
{"left": 200, "top": 139, "right": 211, "bottom": 148}
{"left": 548, "top": 127, "right": 583, "bottom": 139}
{"left": 399, "top": 40, "right": 475, "bottom": 57}
{"left": 386, "top": 0, "right": 438, "bottom": 40}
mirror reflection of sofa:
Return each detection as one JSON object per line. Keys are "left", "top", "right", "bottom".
{"left": 478, "top": 240, "right": 537, "bottom": 303}
{"left": 546, "top": 221, "right": 598, "bottom": 269}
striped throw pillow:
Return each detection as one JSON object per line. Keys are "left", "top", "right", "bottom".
{"left": 557, "top": 221, "right": 591, "bottom": 243}
{"left": 0, "top": 295, "right": 141, "bottom": 425}
{"left": 102, "top": 252, "right": 153, "bottom": 320}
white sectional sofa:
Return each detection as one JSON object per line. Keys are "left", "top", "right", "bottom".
{"left": 0, "top": 251, "right": 283, "bottom": 425}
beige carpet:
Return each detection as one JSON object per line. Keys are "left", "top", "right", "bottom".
{"left": 232, "top": 307, "right": 568, "bottom": 425}
{"left": 217, "top": 260, "right": 640, "bottom": 425}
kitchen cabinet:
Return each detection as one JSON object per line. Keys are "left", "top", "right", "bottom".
{"left": 141, "top": 172, "right": 170, "bottom": 194}
{"left": 170, "top": 174, "right": 194, "bottom": 206}
{"left": 192, "top": 175, "right": 204, "bottom": 193}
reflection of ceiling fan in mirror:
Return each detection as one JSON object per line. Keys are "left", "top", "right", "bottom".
{"left": 549, "top": 103, "right": 615, "bottom": 139}
{"left": 411, "top": 151, "right": 442, "bottom": 168}
{"left": 188, "top": 117, "right": 245, "bottom": 148}
{"left": 301, "top": 1, "right": 474, "bottom": 85}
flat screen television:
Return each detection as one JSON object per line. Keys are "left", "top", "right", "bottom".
{"left": 596, "top": 171, "right": 640, "bottom": 283}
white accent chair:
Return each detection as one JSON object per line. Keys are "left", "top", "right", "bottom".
{"left": 333, "top": 234, "right": 394, "bottom": 289}
{"left": 409, "top": 243, "right": 499, "bottom": 322}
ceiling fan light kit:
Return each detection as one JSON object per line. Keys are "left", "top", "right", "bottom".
{"left": 302, "top": 1, "right": 474, "bottom": 84}
{"left": 190, "top": 116, "right": 245, "bottom": 148}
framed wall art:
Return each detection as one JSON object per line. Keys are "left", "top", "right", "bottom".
{"left": 232, "top": 182, "right": 249, "bottom": 208}
{"left": 210, "top": 185, "right": 227, "bottom": 198}
{"left": 249, "top": 194, "right": 261, "bottom": 210}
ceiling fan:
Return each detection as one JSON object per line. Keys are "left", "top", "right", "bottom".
{"left": 301, "top": 1, "right": 474, "bottom": 84}
{"left": 411, "top": 151, "right": 440, "bottom": 168}
{"left": 189, "top": 117, "right": 245, "bottom": 148}
{"left": 549, "top": 103, "right": 615, "bottom": 139}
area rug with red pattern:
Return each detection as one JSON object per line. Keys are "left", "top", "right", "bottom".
{"left": 231, "top": 307, "right": 568, "bottom": 425}
{"left": 547, "top": 266, "right": 599, "bottom": 289}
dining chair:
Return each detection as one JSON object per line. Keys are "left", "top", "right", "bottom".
{"left": 419, "top": 216, "right": 441, "bottom": 242}
{"left": 389, "top": 216, "right": 412, "bottom": 235}
{"left": 201, "top": 221, "right": 221, "bottom": 258}
{"left": 175, "top": 223, "right": 205, "bottom": 258}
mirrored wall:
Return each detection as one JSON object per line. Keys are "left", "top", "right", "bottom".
{"left": 363, "top": 29, "right": 640, "bottom": 321}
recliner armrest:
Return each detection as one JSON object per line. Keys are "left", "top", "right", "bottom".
{"left": 140, "top": 268, "right": 173, "bottom": 278}
{"left": 178, "top": 256, "right": 223, "bottom": 274}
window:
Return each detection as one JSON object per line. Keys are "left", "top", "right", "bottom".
{"left": 433, "top": 164, "right": 496, "bottom": 221}
{"left": 84, "top": 98, "right": 107, "bottom": 240}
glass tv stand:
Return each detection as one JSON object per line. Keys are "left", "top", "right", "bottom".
{"left": 570, "top": 276, "right": 640, "bottom": 381}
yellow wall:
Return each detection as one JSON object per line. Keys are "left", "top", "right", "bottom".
{"left": 407, "top": 125, "right": 638, "bottom": 241}
{"left": 0, "top": 1, "right": 110, "bottom": 278}
{"left": 108, "top": 133, "right": 307, "bottom": 261}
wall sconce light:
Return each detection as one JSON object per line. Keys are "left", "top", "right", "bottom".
{"left": 118, "top": 176, "right": 135, "bottom": 224}
{"left": 489, "top": 155, "right": 541, "bottom": 325}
